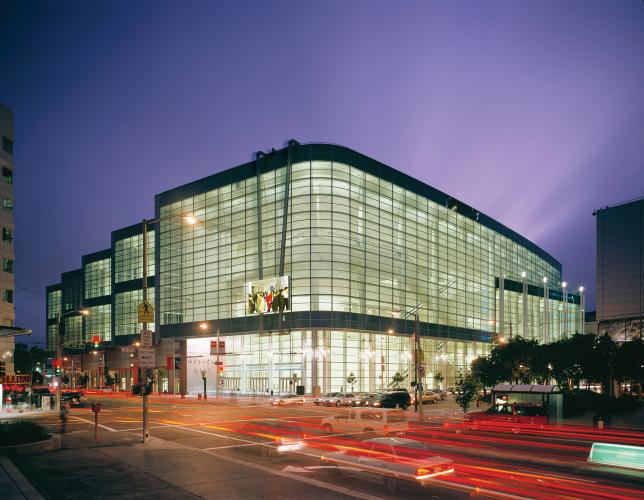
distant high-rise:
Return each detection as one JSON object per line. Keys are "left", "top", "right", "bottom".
{"left": 596, "top": 197, "right": 644, "bottom": 341}
{"left": 0, "top": 104, "right": 15, "bottom": 329}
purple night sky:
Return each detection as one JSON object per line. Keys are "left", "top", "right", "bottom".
{"left": 1, "top": 1, "right": 643, "bottom": 347}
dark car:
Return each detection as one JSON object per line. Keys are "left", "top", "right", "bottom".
{"left": 62, "top": 391, "right": 88, "bottom": 407}
{"left": 373, "top": 391, "right": 411, "bottom": 410}
{"left": 466, "top": 403, "right": 548, "bottom": 431}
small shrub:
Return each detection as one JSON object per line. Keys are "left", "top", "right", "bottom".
{"left": 0, "top": 420, "right": 50, "bottom": 446}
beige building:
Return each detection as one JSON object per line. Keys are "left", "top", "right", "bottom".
{"left": 0, "top": 104, "right": 16, "bottom": 375}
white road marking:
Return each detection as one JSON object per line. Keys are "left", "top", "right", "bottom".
{"left": 71, "top": 415, "right": 117, "bottom": 432}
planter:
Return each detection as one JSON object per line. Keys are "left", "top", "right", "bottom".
{"left": 0, "top": 434, "right": 60, "bottom": 455}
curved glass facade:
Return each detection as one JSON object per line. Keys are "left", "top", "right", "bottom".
{"left": 47, "top": 143, "right": 582, "bottom": 394}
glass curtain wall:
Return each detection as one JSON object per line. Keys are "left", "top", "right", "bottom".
{"left": 160, "top": 161, "right": 561, "bottom": 333}
{"left": 84, "top": 259, "right": 111, "bottom": 299}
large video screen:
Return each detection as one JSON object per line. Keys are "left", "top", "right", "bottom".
{"left": 246, "top": 276, "right": 289, "bottom": 314}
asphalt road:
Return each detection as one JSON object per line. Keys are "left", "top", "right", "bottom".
{"left": 10, "top": 394, "right": 644, "bottom": 500}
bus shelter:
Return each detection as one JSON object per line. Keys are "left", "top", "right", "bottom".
{"left": 491, "top": 384, "right": 563, "bottom": 425}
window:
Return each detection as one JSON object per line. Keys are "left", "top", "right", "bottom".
{"left": 3, "top": 289, "right": 13, "bottom": 303}
{"left": 2, "top": 228, "right": 13, "bottom": 243}
{"left": 2, "top": 137, "right": 13, "bottom": 155}
{"left": 2, "top": 258, "right": 13, "bottom": 273}
{"left": 2, "top": 198, "right": 13, "bottom": 213}
{"left": 2, "top": 168, "right": 12, "bottom": 184}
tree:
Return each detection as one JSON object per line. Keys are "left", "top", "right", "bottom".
{"left": 346, "top": 372, "right": 357, "bottom": 392}
{"left": 470, "top": 357, "right": 496, "bottom": 394}
{"left": 391, "top": 371, "right": 406, "bottom": 388}
{"left": 61, "top": 374, "right": 70, "bottom": 385}
{"left": 614, "top": 337, "right": 644, "bottom": 396}
{"left": 434, "top": 372, "right": 444, "bottom": 388}
{"left": 105, "top": 372, "right": 115, "bottom": 387}
{"left": 77, "top": 373, "right": 89, "bottom": 388}
{"left": 454, "top": 373, "right": 480, "bottom": 413}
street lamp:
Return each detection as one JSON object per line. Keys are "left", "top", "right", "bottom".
{"left": 140, "top": 212, "right": 197, "bottom": 443}
{"left": 489, "top": 319, "right": 513, "bottom": 343}
{"left": 403, "top": 303, "right": 424, "bottom": 421}
{"left": 55, "top": 309, "right": 89, "bottom": 410}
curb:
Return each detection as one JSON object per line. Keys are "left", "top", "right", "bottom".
{"left": 0, "top": 456, "right": 45, "bottom": 499}
{"left": 0, "top": 434, "right": 60, "bottom": 456}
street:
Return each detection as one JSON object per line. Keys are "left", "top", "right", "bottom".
{"left": 8, "top": 393, "right": 644, "bottom": 500}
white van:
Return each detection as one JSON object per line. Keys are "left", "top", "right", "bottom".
{"left": 320, "top": 408, "right": 408, "bottom": 437}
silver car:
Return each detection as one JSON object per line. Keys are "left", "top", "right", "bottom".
{"left": 325, "top": 393, "right": 356, "bottom": 407}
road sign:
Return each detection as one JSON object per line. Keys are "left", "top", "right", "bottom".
{"left": 214, "top": 361, "right": 223, "bottom": 366}
{"left": 121, "top": 346, "right": 135, "bottom": 353}
{"left": 137, "top": 301, "right": 154, "bottom": 323}
{"left": 419, "top": 362, "right": 426, "bottom": 377}
{"left": 210, "top": 340, "right": 225, "bottom": 355}
{"left": 140, "top": 329, "right": 153, "bottom": 347}
{"left": 138, "top": 347, "right": 155, "bottom": 369}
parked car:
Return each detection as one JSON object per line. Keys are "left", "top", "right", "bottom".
{"left": 324, "top": 393, "right": 356, "bottom": 407}
{"left": 321, "top": 408, "right": 408, "bottom": 437}
{"left": 351, "top": 393, "right": 380, "bottom": 407}
{"left": 270, "top": 394, "right": 305, "bottom": 406}
{"left": 373, "top": 391, "right": 411, "bottom": 410}
{"left": 314, "top": 392, "right": 339, "bottom": 406}
{"left": 433, "top": 389, "right": 447, "bottom": 400}
{"left": 466, "top": 403, "right": 548, "bottom": 431}
{"left": 233, "top": 419, "right": 306, "bottom": 457}
{"left": 420, "top": 391, "right": 441, "bottom": 404}
{"left": 61, "top": 391, "right": 88, "bottom": 407}
{"left": 321, "top": 437, "right": 454, "bottom": 494}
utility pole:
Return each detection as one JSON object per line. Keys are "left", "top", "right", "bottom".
{"left": 142, "top": 219, "right": 150, "bottom": 444}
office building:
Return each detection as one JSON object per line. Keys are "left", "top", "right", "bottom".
{"left": 47, "top": 141, "right": 582, "bottom": 395}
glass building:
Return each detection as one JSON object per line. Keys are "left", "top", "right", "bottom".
{"left": 47, "top": 141, "right": 583, "bottom": 395}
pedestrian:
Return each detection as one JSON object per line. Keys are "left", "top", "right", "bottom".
{"left": 60, "top": 402, "right": 70, "bottom": 434}
{"left": 270, "top": 389, "right": 273, "bottom": 397}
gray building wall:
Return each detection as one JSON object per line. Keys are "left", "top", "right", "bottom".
{"left": 0, "top": 104, "right": 16, "bottom": 331}
{"left": 596, "top": 198, "right": 644, "bottom": 340}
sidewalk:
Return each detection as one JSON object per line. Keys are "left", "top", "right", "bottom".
{"left": 10, "top": 428, "right": 362, "bottom": 499}
{"left": 0, "top": 455, "right": 44, "bottom": 500}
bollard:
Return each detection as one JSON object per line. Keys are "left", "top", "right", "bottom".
{"left": 598, "top": 418, "right": 604, "bottom": 430}
{"left": 197, "top": 393, "right": 202, "bottom": 400}
{"left": 91, "top": 402, "right": 101, "bottom": 440}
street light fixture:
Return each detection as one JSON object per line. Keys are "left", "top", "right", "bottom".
{"left": 55, "top": 308, "right": 90, "bottom": 410}
{"left": 140, "top": 211, "right": 197, "bottom": 443}
{"left": 403, "top": 303, "right": 424, "bottom": 421}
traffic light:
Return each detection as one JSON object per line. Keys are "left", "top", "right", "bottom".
{"left": 0, "top": 360, "right": 6, "bottom": 377}
{"left": 92, "top": 335, "right": 100, "bottom": 348}
{"left": 54, "top": 359, "right": 61, "bottom": 376}
{"left": 217, "top": 364, "right": 224, "bottom": 374}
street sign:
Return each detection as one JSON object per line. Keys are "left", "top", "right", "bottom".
{"left": 138, "top": 347, "right": 155, "bottom": 369}
{"left": 214, "top": 361, "right": 223, "bottom": 366}
{"left": 174, "top": 356, "right": 181, "bottom": 370}
{"left": 140, "top": 329, "right": 153, "bottom": 347}
{"left": 419, "top": 362, "right": 426, "bottom": 377}
{"left": 121, "top": 346, "right": 135, "bottom": 353}
{"left": 0, "top": 374, "right": 31, "bottom": 384}
{"left": 137, "top": 301, "right": 154, "bottom": 323}
{"left": 416, "top": 349, "right": 425, "bottom": 362}
{"left": 210, "top": 340, "right": 226, "bottom": 355}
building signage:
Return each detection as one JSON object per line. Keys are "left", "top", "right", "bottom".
{"left": 210, "top": 340, "right": 225, "bottom": 356}
{"left": 140, "top": 329, "right": 153, "bottom": 347}
{"left": 138, "top": 347, "right": 156, "bottom": 369}
{"left": 137, "top": 300, "right": 154, "bottom": 323}
{"left": 246, "top": 276, "right": 289, "bottom": 314}
{"left": 0, "top": 374, "right": 32, "bottom": 385}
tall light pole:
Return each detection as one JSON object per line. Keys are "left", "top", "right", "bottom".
{"left": 55, "top": 309, "right": 89, "bottom": 411}
{"left": 141, "top": 212, "right": 196, "bottom": 443}
{"left": 561, "top": 281, "right": 568, "bottom": 340}
{"left": 490, "top": 319, "right": 513, "bottom": 343}
{"left": 578, "top": 286, "right": 585, "bottom": 334}
{"left": 403, "top": 303, "right": 424, "bottom": 422}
